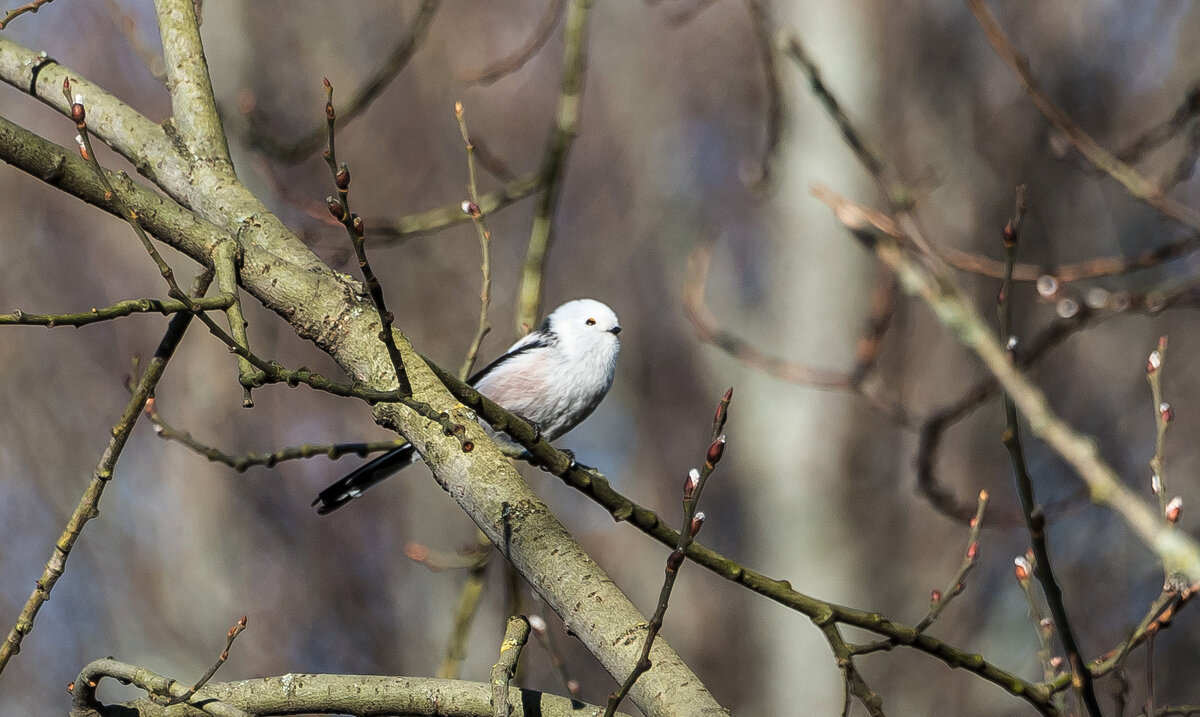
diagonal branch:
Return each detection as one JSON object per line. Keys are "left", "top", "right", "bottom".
{"left": 813, "top": 184, "right": 1200, "bottom": 584}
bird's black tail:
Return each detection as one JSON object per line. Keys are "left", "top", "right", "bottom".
{"left": 313, "top": 444, "right": 420, "bottom": 515}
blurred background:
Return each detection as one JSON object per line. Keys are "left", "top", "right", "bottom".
{"left": 3, "top": 1, "right": 1200, "bottom": 714}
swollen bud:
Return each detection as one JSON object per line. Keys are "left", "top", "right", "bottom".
{"left": 527, "top": 614, "right": 547, "bottom": 634}
{"left": 1148, "top": 349, "right": 1162, "bottom": 375}
{"left": 352, "top": 214, "right": 365, "bottom": 237}
{"left": 70, "top": 95, "right": 85, "bottom": 125}
{"left": 1160, "top": 401, "right": 1173, "bottom": 424}
{"left": 930, "top": 589, "right": 942, "bottom": 604}
{"left": 705, "top": 434, "right": 726, "bottom": 468}
{"left": 683, "top": 468, "right": 700, "bottom": 501}
{"left": 335, "top": 164, "right": 350, "bottom": 190}
{"left": 689, "top": 511, "right": 705, "bottom": 538}
{"left": 326, "top": 196, "right": 345, "bottom": 221}
{"left": 666, "top": 549, "right": 685, "bottom": 573}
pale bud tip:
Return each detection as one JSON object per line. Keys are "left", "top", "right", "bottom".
{"left": 688, "top": 468, "right": 700, "bottom": 481}
{"left": 1036, "top": 275, "right": 1058, "bottom": 298}
{"left": 1014, "top": 555, "right": 1031, "bottom": 581}
{"left": 73, "top": 93, "right": 83, "bottom": 105}
{"left": 1166, "top": 496, "right": 1183, "bottom": 524}
{"left": 527, "top": 614, "right": 547, "bottom": 633}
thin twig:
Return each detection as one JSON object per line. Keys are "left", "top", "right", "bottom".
{"left": 244, "top": 0, "right": 441, "bottom": 162}
{"left": 852, "top": 491, "right": 988, "bottom": 656}
{"left": 1013, "top": 552, "right": 1062, "bottom": 686}
{"left": 373, "top": 171, "right": 541, "bottom": 244}
{"left": 1146, "top": 336, "right": 1171, "bottom": 518}
{"left": 743, "top": 0, "right": 783, "bottom": 188}
{"left": 965, "top": 0, "right": 1200, "bottom": 233}
{"left": 0, "top": 0, "right": 56, "bottom": 30}
{"left": 164, "top": 616, "right": 248, "bottom": 706}
{"left": 603, "top": 390, "right": 731, "bottom": 717}
{"left": 528, "top": 613, "right": 582, "bottom": 700}
{"left": 997, "top": 187, "right": 1102, "bottom": 717}
{"left": 322, "top": 78, "right": 412, "bottom": 397}
{"left": 463, "top": 0, "right": 565, "bottom": 86}
{"left": 145, "top": 400, "right": 408, "bottom": 471}
{"left": 0, "top": 294, "right": 233, "bottom": 327}
{"left": 436, "top": 534, "right": 493, "bottom": 679}
{"left": 455, "top": 102, "right": 493, "bottom": 379}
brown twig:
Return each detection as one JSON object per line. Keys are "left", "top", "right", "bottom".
{"left": 243, "top": 0, "right": 441, "bottom": 163}
{"left": 852, "top": 490, "right": 988, "bottom": 657}
{"left": 603, "top": 390, "right": 731, "bottom": 717}
{"left": 997, "top": 189, "right": 1102, "bottom": 717}
{"left": 684, "top": 239, "right": 910, "bottom": 425}
{"left": 0, "top": 0, "right": 55, "bottom": 29}
{"left": 941, "top": 233, "right": 1200, "bottom": 284}
{"left": 965, "top": 0, "right": 1200, "bottom": 233}
{"left": 0, "top": 294, "right": 233, "bottom": 327}
{"left": 145, "top": 399, "right": 408, "bottom": 471}
{"left": 462, "top": 0, "right": 565, "bottom": 86}
{"left": 164, "top": 616, "right": 248, "bottom": 707}
{"left": 322, "top": 78, "right": 412, "bottom": 397}
{"left": 455, "top": 102, "right": 493, "bottom": 380}
{"left": 742, "top": 0, "right": 783, "bottom": 188}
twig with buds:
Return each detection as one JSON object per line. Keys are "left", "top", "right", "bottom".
{"left": 851, "top": 490, "right": 988, "bottom": 658}
{"left": 0, "top": 294, "right": 234, "bottom": 327}
{"left": 918, "top": 490, "right": 988, "bottom": 633}
{"left": 1146, "top": 337, "right": 1178, "bottom": 527}
{"left": 602, "top": 389, "right": 731, "bottom": 717}
{"left": 242, "top": 0, "right": 440, "bottom": 163}
{"left": 0, "top": 0, "right": 55, "bottom": 30}
{"left": 144, "top": 398, "right": 408, "bottom": 471}
{"left": 996, "top": 187, "right": 1102, "bottom": 717}
{"left": 993, "top": 189, "right": 1104, "bottom": 717}
{"left": 455, "top": 102, "right": 493, "bottom": 378}
{"left": 1013, "top": 552, "right": 1061, "bottom": 686}
{"left": 323, "top": 78, "right": 411, "bottom": 398}
{"left": 163, "top": 616, "right": 248, "bottom": 707}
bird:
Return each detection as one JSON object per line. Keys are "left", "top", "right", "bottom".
{"left": 313, "top": 298, "right": 622, "bottom": 514}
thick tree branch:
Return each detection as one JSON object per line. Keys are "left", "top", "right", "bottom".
{"left": 69, "top": 659, "right": 628, "bottom": 717}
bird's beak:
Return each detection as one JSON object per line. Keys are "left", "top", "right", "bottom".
{"left": 609, "top": 326, "right": 622, "bottom": 335}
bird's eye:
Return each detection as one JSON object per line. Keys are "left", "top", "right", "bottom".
{"left": 586, "top": 318, "right": 596, "bottom": 326}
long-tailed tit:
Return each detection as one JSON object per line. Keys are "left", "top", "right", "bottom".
{"left": 313, "top": 298, "right": 621, "bottom": 514}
